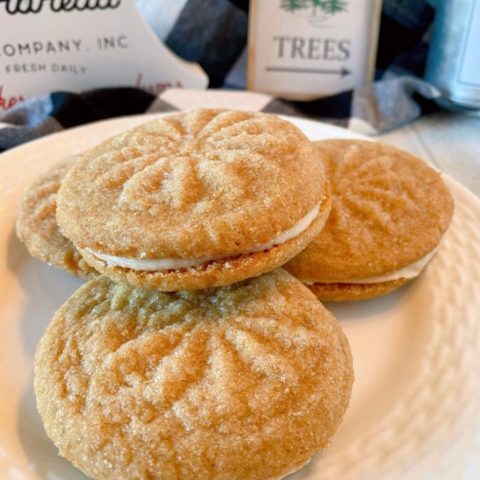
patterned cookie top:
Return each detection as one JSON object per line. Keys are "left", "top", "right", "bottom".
{"left": 34, "top": 269, "right": 353, "bottom": 480}
{"left": 285, "top": 140, "right": 454, "bottom": 282}
{"left": 56, "top": 109, "right": 326, "bottom": 259}
{"left": 16, "top": 157, "right": 97, "bottom": 279}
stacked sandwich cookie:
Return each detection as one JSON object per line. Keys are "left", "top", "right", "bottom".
{"left": 55, "top": 109, "right": 332, "bottom": 291}
{"left": 35, "top": 271, "right": 353, "bottom": 480}
{"left": 16, "top": 156, "right": 97, "bottom": 280}
{"left": 21, "top": 110, "right": 354, "bottom": 480}
{"left": 285, "top": 140, "right": 454, "bottom": 301}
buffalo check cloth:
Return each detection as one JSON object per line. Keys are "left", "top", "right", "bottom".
{"left": 0, "top": 0, "right": 449, "bottom": 152}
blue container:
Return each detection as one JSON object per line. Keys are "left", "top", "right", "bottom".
{"left": 425, "top": 0, "right": 480, "bottom": 109}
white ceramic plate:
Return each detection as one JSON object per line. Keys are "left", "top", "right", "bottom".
{"left": 1, "top": 115, "right": 479, "bottom": 480}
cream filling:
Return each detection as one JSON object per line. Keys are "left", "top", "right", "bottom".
{"left": 85, "top": 204, "right": 320, "bottom": 272}
{"left": 304, "top": 247, "right": 438, "bottom": 285}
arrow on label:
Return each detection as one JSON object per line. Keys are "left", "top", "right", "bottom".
{"left": 266, "top": 67, "right": 351, "bottom": 77}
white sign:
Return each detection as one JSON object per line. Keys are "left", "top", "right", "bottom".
{"left": 248, "top": 0, "right": 381, "bottom": 99}
{"left": 0, "top": 0, "right": 208, "bottom": 111}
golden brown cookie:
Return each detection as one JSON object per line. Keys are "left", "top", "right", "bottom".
{"left": 285, "top": 139, "right": 454, "bottom": 301}
{"left": 35, "top": 269, "right": 353, "bottom": 480}
{"left": 56, "top": 109, "right": 331, "bottom": 291}
{"left": 16, "top": 157, "right": 97, "bottom": 279}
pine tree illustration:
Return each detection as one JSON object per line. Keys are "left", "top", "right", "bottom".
{"left": 281, "top": 0, "right": 308, "bottom": 12}
{"left": 320, "top": 0, "right": 347, "bottom": 14}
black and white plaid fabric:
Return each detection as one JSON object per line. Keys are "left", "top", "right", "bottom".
{"left": 0, "top": 0, "right": 446, "bottom": 153}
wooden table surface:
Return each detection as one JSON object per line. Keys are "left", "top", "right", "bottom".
{"left": 378, "top": 111, "right": 480, "bottom": 198}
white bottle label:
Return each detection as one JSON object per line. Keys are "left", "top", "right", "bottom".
{"left": 248, "top": 0, "right": 381, "bottom": 98}
{"left": 0, "top": 0, "right": 208, "bottom": 111}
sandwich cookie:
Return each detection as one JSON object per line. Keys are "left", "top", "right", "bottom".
{"left": 16, "top": 157, "right": 97, "bottom": 279}
{"left": 285, "top": 139, "right": 454, "bottom": 301}
{"left": 56, "top": 109, "right": 331, "bottom": 291}
{"left": 35, "top": 269, "right": 353, "bottom": 480}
